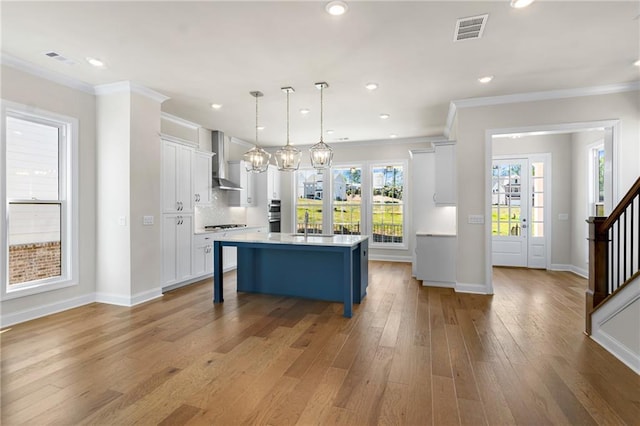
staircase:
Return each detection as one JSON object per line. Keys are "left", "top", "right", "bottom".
{"left": 586, "top": 177, "right": 640, "bottom": 373}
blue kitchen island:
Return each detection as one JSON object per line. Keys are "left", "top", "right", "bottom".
{"left": 213, "top": 232, "right": 368, "bottom": 317}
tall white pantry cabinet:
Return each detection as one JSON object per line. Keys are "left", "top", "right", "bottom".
{"left": 161, "top": 139, "right": 213, "bottom": 287}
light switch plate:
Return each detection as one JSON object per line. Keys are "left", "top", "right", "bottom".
{"left": 118, "top": 216, "right": 127, "bottom": 226}
{"left": 143, "top": 215, "right": 154, "bottom": 225}
{"left": 558, "top": 213, "right": 569, "bottom": 221}
{"left": 468, "top": 214, "right": 484, "bottom": 224}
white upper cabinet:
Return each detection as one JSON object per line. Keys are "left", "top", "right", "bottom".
{"left": 193, "top": 151, "right": 213, "bottom": 205}
{"left": 267, "top": 166, "right": 281, "bottom": 200}
{"left": 162, "top": 140, "right": 194, "bottom": 213}
{"left": 228, "top": 160, "right": 256, "bottom": 207}
{"left": 433, "top": 142, "right": 456, "bottom": 205}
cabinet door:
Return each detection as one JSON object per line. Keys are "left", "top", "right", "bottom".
{"left": 228, "top": 161, "right": 255, "bottom": 207}
{"left": 193, "top": 234, "right": 214, "bottom": 276}
{"left": 267, "top": 166, "right": 281, "bottom": 200}
{"left": 194, "top": 151, "right": 213, "bottom": 205}
{"left": 163, "top": 141, "right": 195, "bottom": 213}
{"left": 176, "top": 215, "right": 193, "bottom": 281}
{"left": 178, "top": 146, "right": 194, "bottom": 213}
{"left": 162, "top": 214, "right": 179, "bottom": 284}
{"left": 434, "top": 143, "right": 456, "bottom": 205}
{"left": 162, "top": 142, "right": 180, "bottom": 213}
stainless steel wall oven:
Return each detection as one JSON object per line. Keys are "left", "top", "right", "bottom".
{"left": 268, "top": 199, "right": 281, "bottom": 232}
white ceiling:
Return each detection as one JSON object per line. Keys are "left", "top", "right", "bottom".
{"left": 2, "top": 1, "right": 639, "bottom": 147}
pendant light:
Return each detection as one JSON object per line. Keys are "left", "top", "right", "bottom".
{"left": 309, "top": 82, "right": 333, "bottom": 170}
{"left": 243, "top": 91, "right": 271, "bottom": 173}
{"left": 274, "top": 87, "right": 301, "bottom": 171}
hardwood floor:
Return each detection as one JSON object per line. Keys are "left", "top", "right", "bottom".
{"left": 1, "top": 262, "right": 638, "bottom": 425}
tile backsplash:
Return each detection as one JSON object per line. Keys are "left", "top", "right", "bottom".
{"left": 195, "top": 189, "right": 246, "bottom": 229}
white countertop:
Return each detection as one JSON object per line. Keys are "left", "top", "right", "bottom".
{"left": 194, "top": 225, "right": 266, "bottom": 235}
{"left": 416, "top": 232, "right": 457, "bottom": 237}
{"left": 213, "top": 232, "right": 369, "bottom": 247}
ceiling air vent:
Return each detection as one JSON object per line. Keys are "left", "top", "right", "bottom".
{"left": 454, "top": 14, "right": 489, "bottom": 42}
{"left": 44, "top": 51, "right": 76, "bottom": 65}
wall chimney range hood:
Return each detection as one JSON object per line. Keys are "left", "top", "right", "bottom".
{"left": 211, "top": 130, "right": 242, "bottom": 190}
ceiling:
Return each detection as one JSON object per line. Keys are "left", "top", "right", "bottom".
{"left": 2, "top": 1, "right": 639, "bottom": 147}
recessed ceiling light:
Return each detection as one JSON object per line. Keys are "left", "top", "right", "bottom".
{"left": 326, "top": 1, "right": 348, "bottom": 16}
{"left": 326, "top": 130, "right": 335, "bottom": 135}
{"left": 300, "top": 108, "right": 310, "bottom": 115}
{"left": 85, "top": 57, "right": 105, "bottom": 67}
{"left": 390, "top": 134, "right": 398, "bottom": 139}
{"left": 478, "top": 75, "right": 494, "bottom": 84}
{"left": 257, "top": 126, "right": 265, "bottom": 131}
{"left": 365, "top": 82, "right": 379, "bottom": 91}
{"left": 634, "top": 59, "right": 640, "bottom": 67}
{"left": 380, "top": 113, "right": 390, "bottom": 119}
{"left": 510, "top": 0, "right": 535, "bottom": 8}
{"left": 210, "top": 103, "right": 222, "bottom": 110}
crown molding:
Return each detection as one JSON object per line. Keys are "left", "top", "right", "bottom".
{"left": 161, "top": 112, "right": 200, "bottom": 130}
{"left": 94, "top": 81, "right": 170, "bottom": 103}
{"left": 1, "top": 52, "right": 95, "bottom": 94}
{"left": 444, "top": 81, "right": 640, "bottom": 138}
{"left": 229, "top": 136, "right": 254, "bottom": 148}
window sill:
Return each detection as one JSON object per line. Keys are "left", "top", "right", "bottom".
{"left": 2, "top": 278, "right": 78, "bottom": 301}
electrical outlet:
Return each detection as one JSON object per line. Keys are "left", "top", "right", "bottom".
{"left": 468, "top": 214, "right": 484, "bottom": 224}
{"left": 118, "top": 216, "right": 127, "bottom": 226}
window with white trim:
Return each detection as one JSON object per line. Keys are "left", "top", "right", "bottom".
{"left": 2, "top": 103, "right": 78, "bottom": 298}
{"left": 590, "top": 143, "right": 605, "bottom": 216}
{"left": 370, "top": 163, "right": 405, "bottom": 246}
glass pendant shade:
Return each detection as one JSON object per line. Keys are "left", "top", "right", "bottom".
{"left": 309, "top": 141, "right": 333, "bottom": 169}
{"left": 310, "top": 82, "right": 333, "bottom": 170}
{"left": 275, "top": 87, "right": 301, "bottom": 171}
{"left": 243, "top": 146, "right": 270, "bottom": 173}
{"left": 243, "top": 90, "right": 271, "bottom": 173}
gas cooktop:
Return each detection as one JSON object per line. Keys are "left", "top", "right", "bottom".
{"left": 204, "top": 224, "right": 247, "bottom": 231}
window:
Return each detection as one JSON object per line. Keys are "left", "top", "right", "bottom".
{"left": 370, "top": 164, "right": 404, "bottom": 245}
{"left": 492, "top": 162, "right": 522, "bottom": 236}
{"left": 530, "top": 162, "right": 545, "bottom": 237}
{"left": 331, "top": 166, "right": 362, "bottom": 235}
{"left": 293, "top": 161, "right": 406, "bottom": 248}
{"left": 591, "top": 144, "right": 605, "bottom": 216}
{"left": 294, "top": 169, "right": 325, "bottom": 234}
{"left": 2, "top": 103, "right": 78, "bottom": 298}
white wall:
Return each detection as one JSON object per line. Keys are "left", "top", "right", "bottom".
{"left": 96, "top": 92, "right": 132, "bottom": 300}
{"left": 456, "top": 90, "right": 640, "bottom": 289}
{"left": 571, "top": 130, "right": 605, "bottom": 276}
{"left": 129, "top": 92, "right": 163, "bottom": 298}
{"left": 1, "top": 65, "right": 96, "bottom": 319}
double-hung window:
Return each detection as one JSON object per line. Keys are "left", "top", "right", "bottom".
{"left": 2, "top": 103, "right": 78, "bottom": 299}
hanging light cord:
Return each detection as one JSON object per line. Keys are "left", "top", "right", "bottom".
{"left": 255, "top": 93, "right": 259, "bottom": 146}
{"left": 286, "top": 90, "right": 290, "bottom": 146}
{"left": 319, "top": 85, "right": 324, "bottom": 142}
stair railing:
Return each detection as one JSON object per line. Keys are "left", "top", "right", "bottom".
{"left": 586, "top": 176, "right": 640, "bottom": 334}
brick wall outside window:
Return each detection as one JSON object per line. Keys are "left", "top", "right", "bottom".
{"left": 9, "top": 242, "right": 61, "bottom": 284}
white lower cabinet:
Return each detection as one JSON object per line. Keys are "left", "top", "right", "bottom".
{"left": 193, "top": 233, "right": 214, "bottom": 277}
{"left": 415, "top": 234, "right": 456, "bottom": 286}
{"left": 162, "top": 214, "right": 193, "bottom": 286}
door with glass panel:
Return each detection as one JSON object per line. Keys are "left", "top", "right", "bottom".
{"left": 492, "top": 156, "right": 547, "bottom": 268}
{"left": 492, "top": 159, "right": 529, "bottom": 267}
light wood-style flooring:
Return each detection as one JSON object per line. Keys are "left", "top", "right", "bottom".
{"left": 1, "top": 262, "right": 639, "bottom": 425}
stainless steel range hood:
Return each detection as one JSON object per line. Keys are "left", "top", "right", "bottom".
{"left": 211, "top": 130, "right": 242, "bottom": 190}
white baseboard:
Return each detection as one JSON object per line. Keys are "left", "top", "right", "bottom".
{"left": 590, "top": 278, "right": 640, "bottom": 374}
{"left": 591, "top": 330, "right": 640, "bottom": 375}
{"left": 368, "top": 254, "right": 412, "bottom": 263}
{"left": 1, "top": 293, "right": 95, "bottom": 328}
{"left": 550, "top": 264, "right": 588, "bottom": 279}
{"left": 456, "top": 282, "right": 491, "bottom": 294}
{"left": 421, "top": 280, "right": 455, "bottom": 289}
{"left": 95, "top": 287, "right": 162, "bottom": 307}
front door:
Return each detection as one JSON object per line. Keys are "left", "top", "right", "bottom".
{"left": 492, "top": 159, "right": 528, "bottom": 267}
{"left": 492, "top": 156, "right": 548, "bottom": 268}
